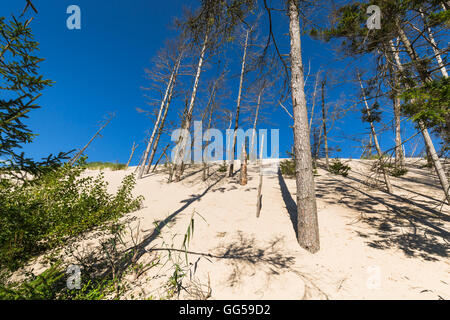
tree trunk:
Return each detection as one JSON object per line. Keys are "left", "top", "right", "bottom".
{"left": 70, "top": 115, "right": 113, "bottom": 165}
{"left": 145, "top": 55, "right": 182, "bottom": 174}
{"left": 387, "top": 40, "right": 405, "bottom": 168}
{"left": 393, "top": 94, "right": 405, "bottom": 168}
{"left": 125, "top": 142, "right": 137, "bottom": 169}
{"left": 419, "top": 120, "right": 450, "bottom": 203}
{"left": 138, "top": 52, "right": 182, "bottom": 179}
{"left": 174, "top": 32, "right": 208, "bottom": 182}
{"left": 321, "top": 78, "right": 329, "bottom": 170}
{"left": 396, "top": 23, "right": 450, "bottom": 203}
{"left": 359, "top": 74, "right": 394, "bottom": 194}
{"left": 309, "top": 71, "right": 320, "bottom": 130}
{"left": 229, "top": 28, "right": 250, "bottom": 177}
{"left": 152, "top": 143, "right": 170, "bottom": 173}
{"left": 288, "top": 0, "right": 320, "bottom": 253}
{"left": 250, "top": 88, "right": 263, "bottom": 163}
{"left": 419, "top": 7, "right": 448, "bottom": 78}
{"left": 202, "top": 80, "right": 218, "bottom": 181}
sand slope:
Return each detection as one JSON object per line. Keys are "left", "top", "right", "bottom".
{"left": 83, "top": 158, "right": 449, "bottom": 300}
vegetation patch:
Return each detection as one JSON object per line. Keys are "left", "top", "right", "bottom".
{"left": 84, "top": 162, "right": 126, "bottom": 171}
{"left": 0, "top": 159, "right": 143, "bottom": 271}
{"left": 329, "top": 159, "right": 351, "bottom": 177}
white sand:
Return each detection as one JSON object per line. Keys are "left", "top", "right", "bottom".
{"left": 13, "top": 159, "right": 450, "bottom": 299}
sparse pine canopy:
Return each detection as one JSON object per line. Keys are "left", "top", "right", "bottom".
{"left": 0, "top": 13, "right": 69, "bottom": 178}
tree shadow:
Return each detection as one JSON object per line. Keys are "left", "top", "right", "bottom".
{"left": 314, "top": 171, "right": 449, "bottom": 262}
{"left": 277, "top": 168, "right": 298, "bottom": 238}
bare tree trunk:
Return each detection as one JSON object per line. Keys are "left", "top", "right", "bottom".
{"left": 309, "top": 71, "right": 321, "bottom": 130}
{"left": 358, "top": 74, "right": 394, "bottom": 194}
{"left": 202, "top": 80, "right": 218, "bottom": 181}
{"left": 396, "top": 23, "right": 450, "bottom": 203}
{"left": 125, "top": 142, "right": 137, "bottom": 169}
{"left": 288, "top": 0, "right": 320, "bottom": 253}
{"left": 250, "top": 88, "right": 263, "bottom": 163}
{"left": 174, "top": 32, "right": 208, "bottom": 182}
{"left": 393, "top": 94, "right": 405, "bottom": 168}
{"left": 70, "top": 115, "right": 114, "bottom": 165}
{"left": 387, "top": 40, "right": 405, "bottom": 168}
{"left": 419, "top": 120, "right": 450, "bottom": 203}
{"left": 152, "top": 143, "right": 170, "bottom": 173}
{"left": 229, "top": 28, "right": 250, "bottom": 177}
{"left": 138, "top": 52, "right": 182, "bottom": 179}
{"left": 321, "top": 78, "right": 329, "bottom": 169}
{"left": 419, "top": 7, "right": 448, "bottom": 78}
{"left": 240, "top": 143, "right": 248, "bottom": 185}
{"left": 145, "top": 56, "right": 182, "bottom": 174}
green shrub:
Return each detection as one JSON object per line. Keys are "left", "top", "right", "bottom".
{"left": 280, "top": 159, "right": 295, "bottom": 177}
{"left": 84, "top": 162, "right": 126, "bottom": 171}
{"left": 0, "top": 161, "right": 143, "bottom": 271}
{"left": 389, "top": 167, "right": 408, "bottom": 177}
{"left": 329, "top": 159, "right": 351, "bottom": 177}
{"left": 218, "top": 162, "right": 227, "bottom": 172}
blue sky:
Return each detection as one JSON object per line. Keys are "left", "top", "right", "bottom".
{"left": 2, "top": 0, "right": 431, "bottom": 165}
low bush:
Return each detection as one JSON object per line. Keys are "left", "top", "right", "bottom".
{"left": 280, "top": 159, "right": 295, "bottom": 177}
{"left": 0, "top": 160, "right": 143, "bottom": 271}
{"left": 389, "top": 167, "right": 408, "bottom": 177}
{"left": 218, "top": 162, "right": 227, "bottom": 172}
{"left": 329, "top": 159, "right": 351, "bottom": 177}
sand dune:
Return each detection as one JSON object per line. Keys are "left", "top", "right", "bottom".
{"left": 14, "top": 158, "right": 449, "bottom": 300}
{"left": 72, "top": 158, "right": 447, "bottom": 300}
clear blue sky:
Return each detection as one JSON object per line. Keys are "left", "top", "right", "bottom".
{"left": 3, "top": 0, "right": 430, "bottom": 165}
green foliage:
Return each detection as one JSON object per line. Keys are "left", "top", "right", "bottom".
{"left": 0, "top": 13, "right": 70, "bottom": 177}
{"left": 428, "top": 9, "right": 450, "bottom": 27}
{"left": 280, "top": 159, "right": 295, "bottom": 177}
{"left": 401, "top": 77, "right": 449, "bottom": 127}
{"left": 0, "top": 262, "right": 119, "bottom": 300}
{"left": 0, "top": 160, "right": 143, "bottom": 271}
{"left": 84, "top": 162, "right": 126, "bottom": 171}
{"left": 218, "top": 162, "right": 227, "bottom": 172}
{"left": 389, "top": 167, "right": 408, "bottom": 177}
{"left": 361, "top": 101, "right": 382, "bottom": 123}
{"left": 329, "top": 159, "right": 351, "bottom": 177}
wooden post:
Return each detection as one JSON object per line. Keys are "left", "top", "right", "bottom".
{"left": 240, "top": 142, "right": 248, "bottom": 185}
{"left": 256, "top": 135, "right": 264, "bottom": 218}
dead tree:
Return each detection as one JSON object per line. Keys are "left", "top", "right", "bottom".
{"left": 229, "top": 27, "right": 252, "bottom": 177}
{"left": 358, "top": 73, "right": 394, "bottom": 194}
{"left": 125, "top": 142, "right": 138, "bottom": 169}
{"left": 321, "top": 76, "right": 329, "bottom": 170}
{"left": 152, "top": 143, "right": 170, "bottom": 172}
{"left": 174, "top": 31, "right": 209, "bottom": 182}
{"left": 138, "top": 48, "right": 184, "bottom": 179}
{"left": 69, "top": 114, "right": 114, "bottom": 165}
{"left": 250, "top": 87, "right": 264, "bottom": 163}
{"left": 145, "top": 56, "right": 181, "bottom": 174}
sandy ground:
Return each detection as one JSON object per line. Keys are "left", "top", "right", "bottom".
{"left": 14, "top": 159, "right": 450, "bottom": 299}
